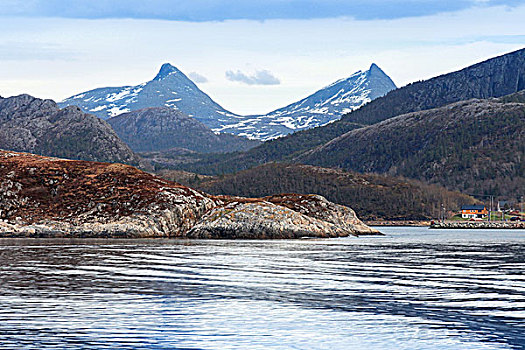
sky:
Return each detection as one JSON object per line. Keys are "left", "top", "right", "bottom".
{"left": 0, "top": 0, "right": 524, "bottom": 115}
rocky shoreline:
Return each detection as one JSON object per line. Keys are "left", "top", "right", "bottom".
{"left": 430, "top": 221, "right": 525, "bottom": 229}
{"left": 0, "top": 150, "right": 380, "bottom": 239}
{"left": 365, "top": 220, "right": 431, "bottom": 227}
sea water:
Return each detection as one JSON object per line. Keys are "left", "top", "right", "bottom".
{"left": 0, "top": 227, "right": 523, "bottom": 349}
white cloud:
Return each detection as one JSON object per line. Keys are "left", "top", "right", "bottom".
{"left": 225, "top": 69, "right": 280, "bottom": 85}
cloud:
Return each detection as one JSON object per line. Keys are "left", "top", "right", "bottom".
{"left": 188, "top": 72, "right": 208, "bottom": 83}
{"left": 0, "top": 0, "right": 522, "bottom": 21}
{"left": 225, "top": 69, "right": 281, "bottom": 85}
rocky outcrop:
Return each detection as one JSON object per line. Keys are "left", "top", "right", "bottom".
{"left": 0, "top": 150, "right": 215, "bottom": 238}
{"left": 263, "top": 194, "right": 379, "bottom": 235}
{"left": 0, "top": 94, "right": 143, "bottom": 166}
{"left": 189, "top": 195, "right": 380, "bottom": 239}
{"left": 0, "top": 151, "right": 378, "bottom": 238}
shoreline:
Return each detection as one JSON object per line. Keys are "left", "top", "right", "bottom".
{"left": 365, "top": 220, "right": 430, "bottom": 227}
{"left": 430, "top": 221, "right": 525, "bottom": 229}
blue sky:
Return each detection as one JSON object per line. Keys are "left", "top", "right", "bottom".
{"left": 0, "top": 0, "right": 524, "bottom": 114}
{"left": 1, "top": 0, "right": 523, "bottom": 21}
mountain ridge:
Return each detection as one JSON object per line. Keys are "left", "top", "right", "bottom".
{"left": 297, "top": 92, "right": 525, "bottom": 198}
{"left": 170, "top": 47, "right": 525, "bottom": 175}
{"left": 60, "top": 63, "right": 240, "bottom": 128}
{"left": 339, "top": 47, "right": 525, "bottom": 126}
{"left": 59, "top": 62, "right": 396, "bottom": 140}
{"left": 214, "top": 63, "right": 397, "bottom": 140}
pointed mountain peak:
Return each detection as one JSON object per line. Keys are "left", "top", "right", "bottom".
{"left": 368, "top": 63, "right": 385, "bottom": 74}
{"left": 367, "top": 63, "right": 397, "bottom": 89}
{"left": 154, "top": 63, "right": 182, "bottom": 80}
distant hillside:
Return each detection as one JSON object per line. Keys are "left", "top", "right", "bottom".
{"left": 147, "top": 120, "right": 363, "bottom": 174}
{"left": 215, "top": 64, "right": 396, "bottom": 140}
{"left": 107, "top": 107, "right": 260, "bottom": 153}
{"left": 299, "top": 93, "right": 525, "bottom": 199}
{"left": 158, "top": 163, "right": 476, "bottom": 220}
{"left": 0, "top": 94, "right": 142, "bottom": 165}
{"left": 171, "top": 48, "right": 525, "bottom": 175}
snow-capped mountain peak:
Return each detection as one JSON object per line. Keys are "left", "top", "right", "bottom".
{"left": 59, "top": 63, "right": 240, "bottom": 126}
{"left": 154, "top": 63, "right": 182, "bottom": 80}
{"left": 60, "top": 63, "right": 396, "bottom": 141}
{"left": 213, "top": 64, "right": 397, "bottom": 140}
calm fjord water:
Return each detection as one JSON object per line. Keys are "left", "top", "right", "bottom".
{"left": 0, "top": 227, "right": 523, "bottom": 350}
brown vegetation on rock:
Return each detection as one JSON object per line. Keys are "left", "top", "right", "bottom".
{"left": 0, "top": 150, "right": 215, "bottom": 237}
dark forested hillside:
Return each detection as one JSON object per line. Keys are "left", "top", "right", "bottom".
{"left": 158, "top": 163, "right": 476, "bottom": 220}
{"left": 158, "top": 120, "right": 364, "bottom": 174}
{"left": 169, "top": 48, "right": 525, "bottom": 175}
{"left": 299, "top": 93, "right": 525, "bottom": 199}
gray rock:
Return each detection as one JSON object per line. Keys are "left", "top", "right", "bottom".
{"left": 263, "top": 194, "right": 380, "bottom": 235}
{"left": 188, "top": 195, "right": 380, "bottom": 239}
{"left": 430, "top": 221, "right": 524, "bottom": 229}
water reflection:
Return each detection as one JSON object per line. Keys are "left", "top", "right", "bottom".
{"left": 0, "top": 227, "right": 524, "bottom": 349}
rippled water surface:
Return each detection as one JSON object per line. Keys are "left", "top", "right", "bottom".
{"left": 0, "top": 227, "right": 524, "bottom": 349}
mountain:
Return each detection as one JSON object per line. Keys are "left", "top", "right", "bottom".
{"left": 298, "top": 92, "right": 525, "bottom": 199}
{"left": 157, "top": 163, "right": 476, "bottom": 220}
{"left": 339, "top": 48, "right": 525, "bottom": 126}
{"left": 215, "top": 63, "right": 397, "bottom": 140}
{"left": 170, "top": 47, "right": 525, "bottom": 175}
{"left": 59, "top": 63, "right": 241, "bottom": 129}
{"left": 0, "top": 94, "right": 142, "bottom": 165}
{"left": 107, "top": 107, "right": 260, "bottom": 153}
{"left": 59, "top": 63, "right": 396, "bottom": 141}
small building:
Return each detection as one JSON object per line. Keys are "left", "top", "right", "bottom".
{"left": 461, "top": 205, "right": 488, "bottom": 219}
